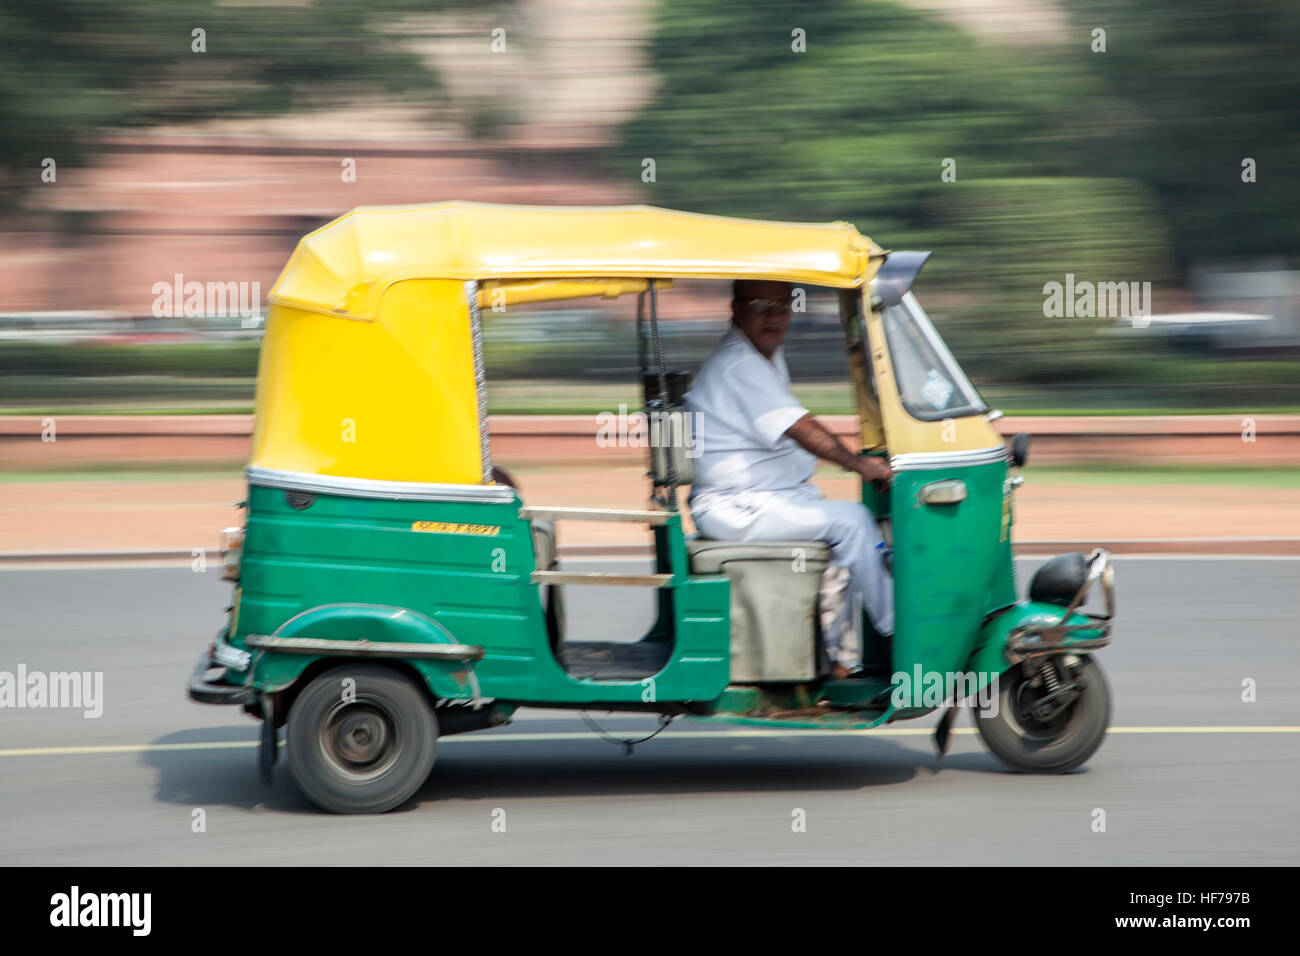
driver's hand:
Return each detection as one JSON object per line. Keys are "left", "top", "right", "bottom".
{"left": 856, "top": 456, "right": 893, "bottom": 489}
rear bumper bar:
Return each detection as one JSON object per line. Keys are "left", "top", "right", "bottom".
{"left": 187, "top": 650, "right": 254, "bottom": 706}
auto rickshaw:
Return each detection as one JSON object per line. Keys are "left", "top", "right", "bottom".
{"left": 187, "top": 202, "right": 1115, "bottom": 813}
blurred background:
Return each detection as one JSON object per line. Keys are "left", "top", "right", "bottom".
{"left": 3, "top": 2, "right": 1298, "bottom": 869}
{"left": 1, "top": 0, "right": 1298, "bottom": 552}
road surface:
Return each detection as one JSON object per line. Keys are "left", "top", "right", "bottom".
{"left": 0, "top": 558, "right": 1296, "bottom": 865}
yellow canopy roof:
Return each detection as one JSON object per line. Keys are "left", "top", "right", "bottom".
{"left": 269, "top": 202, "right": 883, "bottom": 319}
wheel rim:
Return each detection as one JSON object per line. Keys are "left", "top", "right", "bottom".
{"left": 318, "top": 697, "right": 403, "bottom": 783}
{"left": 1006, "top": 666, "right": 1083, "bottom": 744}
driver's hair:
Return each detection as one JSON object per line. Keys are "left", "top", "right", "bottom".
{"left": 732, "top": 279, "right": 792, "bottom": 302}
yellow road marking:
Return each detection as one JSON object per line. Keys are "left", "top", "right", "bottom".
{"left": 1, "top": 726, "right": 1297, "bottom": 758}
{"left": 0, "top": 741, "right": 260, "bottom": 757}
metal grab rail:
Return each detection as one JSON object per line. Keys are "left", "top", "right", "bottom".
{"left": 519, "top": 504, "right": 685, "bottom": 586}
{"left": 530, "top": 570, "right": 673, "bottom": 588}
{"left": 244, "top": 635, "right": 484, "bottom": 661}
{"left": 519, "top": 506, "right": 672, "bottom": 525}
{"left": 1005, "top": 548, "right": 1115, "bottom": 664}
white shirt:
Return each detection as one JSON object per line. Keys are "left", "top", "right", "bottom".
{"left": 685, "top": 324, "right": 815, "bottom": 504}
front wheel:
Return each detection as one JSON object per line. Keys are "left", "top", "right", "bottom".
{"left": 976, "top": 655, "right": 1110, "bottom": 773}
{"left": 286, "top": 663, "right": 438, "bottom": 813}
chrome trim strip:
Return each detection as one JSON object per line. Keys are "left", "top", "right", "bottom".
{"left": 890, "top": 444, "right": 1009, "bottom": 471}
{"left": 465, "top": 279, "right": 493, "bottom": 483}
{"left": 246, "top": 634, "right": 484, "bottom": 662}
{"left": 245, "top": 466, "right": 516, "bottom": 503}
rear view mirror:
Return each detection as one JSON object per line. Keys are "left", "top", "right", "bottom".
{"left": 871, "top": 251, "right": 932, "bottom": 309}
{"left": 1011, "top": 433, "right": 1031, "bottom": 468}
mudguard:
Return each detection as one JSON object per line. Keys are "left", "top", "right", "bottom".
{"left": 247, "top": 603, "right": 481, "bottom": 700}
{"left": 966, "top": 600, "right": 1109, "bottom": 690}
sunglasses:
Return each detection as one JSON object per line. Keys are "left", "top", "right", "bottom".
{"left": 739, "top": 296, "right": 792, "bottom": 315}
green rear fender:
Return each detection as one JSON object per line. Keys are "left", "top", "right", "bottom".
{"left": 250, "top": 603, "right": 481, "bottom": 700}
{"left": 966, "top": 601, "right": 1108, "bottom": 688}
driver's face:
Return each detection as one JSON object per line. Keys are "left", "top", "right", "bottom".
{"left": 732, "top": 280, "right": 793, "bottom": 359}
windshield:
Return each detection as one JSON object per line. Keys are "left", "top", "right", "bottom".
{"left": 880, "top": 292, "right": 986, "bottom": 420}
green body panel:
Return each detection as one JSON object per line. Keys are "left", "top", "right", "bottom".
{"left": 247, "top": 603, "right": 479, "bottom": 698}
{"left": 887, "top": 459, "right": 1009, "bottom": 699}
{"left": 989, "top": 482, "right": 1019, "bottom": 612}
{"left": 232, "top": 484, "right": 730, "bottom": 705}
{"left": 216, "top": 461, "right": 1104, "bottom": 730}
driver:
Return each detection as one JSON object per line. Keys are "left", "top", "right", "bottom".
{"left": 685, "top": 279, "right": 894, "bottom": 679}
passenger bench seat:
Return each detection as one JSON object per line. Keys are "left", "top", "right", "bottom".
{"left": 686, "top": 538, "right": 831, "bottom": 682}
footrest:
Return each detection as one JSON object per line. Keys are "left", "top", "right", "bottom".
{"left": 558, "top": 641, "right": 672, "bottom": 680}
{"left": 818, "top": 676, "right": 895, "bottom": 710}
{"left": 186, "top": 652, "right": 253, "bottom": 706}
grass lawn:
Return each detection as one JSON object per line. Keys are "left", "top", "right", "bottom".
{"left": 2, "top": 379, "right": 1297, "bottom": 417}
{"left": 0, "top": 463, "right": 245, "bottom": 483}
{"left": 7, "top": 461, "right": 1293, "bottom": 490}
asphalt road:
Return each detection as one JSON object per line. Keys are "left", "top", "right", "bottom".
{"left": 0, "top": 558, "right": 1297, "bottom": 865}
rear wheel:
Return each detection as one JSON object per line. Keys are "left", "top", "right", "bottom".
{"left": 976, "top": 655, "right": 1110, "bottom": 773}
{"left": 286, "top": 664, "right": 438, "bottom": 813}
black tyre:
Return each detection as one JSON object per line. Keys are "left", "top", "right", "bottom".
{"left": 975, "top": 655, "right": 1110, "bottom": 773}
{"left": 286, "top": 664, "right": 438, "bottom": 813}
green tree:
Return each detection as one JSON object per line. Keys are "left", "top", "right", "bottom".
{"left": 1070, "top": 0, "right": 1300, "bottom": 267}
{"left": 933, "top": 177, "right": 1172, "bottom": 382}
{"left": 618, "top": 0, "right": 1171, "bottom": 382}
{"left": 0, "top": 0, "right": 496, "bottom": 198}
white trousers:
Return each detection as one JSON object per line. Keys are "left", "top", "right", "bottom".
{"left": 691, "top": 483, "right": 895, "bottom": 667}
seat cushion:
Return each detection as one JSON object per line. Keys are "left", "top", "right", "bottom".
{"left": 687, "top": 537, "right": 830, "bottom": 574}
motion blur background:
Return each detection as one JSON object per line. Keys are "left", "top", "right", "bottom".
{"left": 3, "top": 3, "right": 1298, "bottom": 870}
{"left": 1, "top": 0, "right": 1298, "bottom": 550}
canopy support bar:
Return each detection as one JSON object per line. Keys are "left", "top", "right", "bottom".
{"left": 465, "top": 279, "right": 493, "bottom": 483}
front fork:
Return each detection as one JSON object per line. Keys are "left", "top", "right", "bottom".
{"left": 1020, "top": 655, "right": 1086, "bottom": 723}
